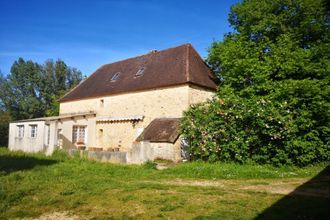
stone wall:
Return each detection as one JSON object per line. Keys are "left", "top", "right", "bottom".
{"left": 188, "top": 85, "right": 215, "bottom": 105}
{"left": 59, "top": 84, "right": 215, "bottom": 153}
{"left": 60, "top": 85, "right": 190, "bottom": 151}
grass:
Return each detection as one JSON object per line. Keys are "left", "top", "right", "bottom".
{"left": 0, "top": 147, "right": 329, "bottom": 219}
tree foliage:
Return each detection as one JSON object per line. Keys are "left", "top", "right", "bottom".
{"left": 0, "top": 110, "right": 11, "bottom": 146}
{"left": 182, "top": 0, "right": 330, "bottom": 166}
{"left": 0, "top": 58, "right": 82, "bottom": 120}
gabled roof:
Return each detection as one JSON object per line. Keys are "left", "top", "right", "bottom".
{"left": 136, "top": 118, "right": 181, "bottom": 143}
{"left": 60, "top": 43, "right": 217, "bottom": 102}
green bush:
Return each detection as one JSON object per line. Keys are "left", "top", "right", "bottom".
{"left": 182, "top": 0, "right": 330, "bottom": 166}
{"left": 0, "top": 111, "right": 10, "bottom": 147}
{"left": 143, "top": 160, "right": 157, "bottom": 169}
{"left": 182, "top": 84, "right": 329, "bottom": 166}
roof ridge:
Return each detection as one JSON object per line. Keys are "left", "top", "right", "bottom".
{"left": 185, "top": 44, "right": 190, "bottom": 82}
{"left": 60, "top": 43, "right": 192, "bottom": 102}
{"left": 188, "top": 45, "right": 217, "bottom": 80}
{"left": 97, "top": 43, "right": 193, "bottom": 70}
{"left": 59, "top": 43, "right": 217, "bottom": 102}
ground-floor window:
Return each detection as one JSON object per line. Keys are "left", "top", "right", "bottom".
{"left": 46, "top": 125, "right": 50, "bottom": 145}
{"left": 72, "top": 126, "right": 86, "bottom": 144}
{"left": 57, "top": 129, "right": 63, "bottom": 148}
{"left": 16, "top": 125, "right": 24, "bottom": 138}
{"left": 30, "top": 125, "right": 38, "bottom": 138}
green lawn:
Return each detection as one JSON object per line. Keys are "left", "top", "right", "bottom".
{"left": 0, "top": 148, "right": 329, "bottom": 219}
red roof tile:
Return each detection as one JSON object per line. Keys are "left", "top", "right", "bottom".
{"left": 60, "top": 43, "right": 217, "bottom": 102}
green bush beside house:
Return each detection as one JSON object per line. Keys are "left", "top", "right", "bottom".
{"left": 181, "top": 0, "right": 330, "bottom": 166}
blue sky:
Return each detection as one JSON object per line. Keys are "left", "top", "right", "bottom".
{"left": 0, "top": 0, "right": 239, "bottom": 76}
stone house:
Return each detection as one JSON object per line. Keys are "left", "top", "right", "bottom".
{"left": 8, "top": 43, "right": 216, "bottom": 163}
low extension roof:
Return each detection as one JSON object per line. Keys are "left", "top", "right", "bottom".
{"left": 136, "top": 118, "right": 181, "bottom": 143}
{"left": 13, "top": 112, "right": 96, "bottom": 123}
{"left": 60, "top": 43, "right": 217, "bottom": 102}
{"left": 96, "top": 115, "right": 144, "bottom": 122}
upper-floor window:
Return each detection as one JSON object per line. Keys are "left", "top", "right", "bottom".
{"left": 135, "top": 67, "right": 145, "bottom": 77}
{"left": 16, "top": 125, "right": 24, "bottom": 138}
{"left": 110, "top": 72, "right": 120, "bottom": 81}
{"left": 30, "top": 125, "right": 37, "bottom": 138}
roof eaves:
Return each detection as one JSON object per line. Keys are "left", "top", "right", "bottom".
{"left": 185, "top": 44, "right": 190, "bottom": 82}
{"left": 12, "top": 112, "right": 96, "bottom": 123}
{"left": 58, "top": 82, "right": 191, "bottom": 103}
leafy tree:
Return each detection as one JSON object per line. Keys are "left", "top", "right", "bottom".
{"left": 40, "top": 59, "right": 82, "bottom": 116}
{"left": 182, "top": 0, "right": 330, "bottom": 166}
{"left": 0, "top": 58, "right": 83, "bottom": 120}
{"left": 0, "top": 110, "right": 11, "bottom": 146}
{"left": 0, "top": 58, "right": 44, "bottom": 120}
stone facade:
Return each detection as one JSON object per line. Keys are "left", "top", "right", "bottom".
{"left": 58, "top": 84, "right": 214, "bottom": 152}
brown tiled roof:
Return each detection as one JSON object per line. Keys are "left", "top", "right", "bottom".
{"left": 136, "top": 118, "right": 181, "bottom": 143}
{"left": 60, "top": 43, "right": 217, "bottom": 102}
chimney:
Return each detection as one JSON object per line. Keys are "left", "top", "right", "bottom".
{"left": 148, "top": 49, "right": 158, "bottom": 54}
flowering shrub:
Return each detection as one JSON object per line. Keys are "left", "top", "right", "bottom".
{"left": 181, "top": 85, "right": 329, "bottom": 167}
{"left": 181, "top": 0, "right": 329, "bottom": 166}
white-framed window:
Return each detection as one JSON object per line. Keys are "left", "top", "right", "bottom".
{"left": 16, "top": 125, "right": 24, "bottom": 138}
{"left": 135, "top": 67, "right": 145, "bottom": 77}
{"left": 30, "top": 125, "right": 38, "bottom": 138}
{"left": 110, "top": 72, "right": 120, "bottom": 81}
{"left": 57, "top": 129, "right": 63, "bottom": 147}
{"left": 72, "top": 126, "right": 86, "bottom": 144}
{"left": 46, "top": 125, "right": 50, "bottom": 145}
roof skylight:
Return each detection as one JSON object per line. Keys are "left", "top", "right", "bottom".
{"left": 110, "top": 72, "right": 120, "bottom": 81}
{"left": 135, "top": 67, "right": 145, "bottom": 77}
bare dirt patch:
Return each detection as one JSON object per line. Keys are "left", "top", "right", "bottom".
{"left": 33, "top": 212, "right": 78, "bottom": 220}
{"left": 145, "top": 177, "right": 330, "bottom": 197}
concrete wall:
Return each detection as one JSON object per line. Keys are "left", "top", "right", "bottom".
{"left": 150, "top": 139, "right": 182, "bottom": 162}
{"left": 88, "top": 151, "right": 127, "bottom": 163}
{"left": 8, "top": 120, "right": 57, "bottom": 155}
{"left": 45, "top": 121, "right": 58, "bottom": 155}
{"left": 128, "top": 138, "right": 182, "bottom": 163}
{"left": 64, "top": 138, "right": 182, "bottom": 164}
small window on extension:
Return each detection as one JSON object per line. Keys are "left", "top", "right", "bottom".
{"left": 135, "top": 67, "right": 145, "bottom": 77}
{"left": 110, "top": 72, "right": 120, "bottom": 82}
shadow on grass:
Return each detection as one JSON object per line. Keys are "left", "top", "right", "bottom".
{"left": 193, "top": 166, "right": 330, "bottom": 220}
{"left": 255, "top": 165, "right": 330, "bottom": 220}
{"left": 0, "top": 154, "right": 58, "bottom": 175}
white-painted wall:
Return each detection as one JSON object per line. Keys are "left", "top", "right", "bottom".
{"left": 56, "top": 115, "right": 96, "bottom": 149}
